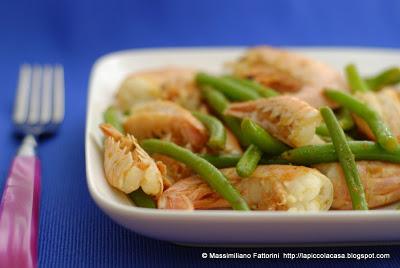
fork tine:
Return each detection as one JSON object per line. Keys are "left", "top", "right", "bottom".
{"left": 27, "top": 65, "right": 42, "bottom": 124}
{"left": 13, "top": 64, "right": 32, "bottom": 124}
{"left": 52, "top": 65, "right": 64, "bottom": 123}
{"left": 40, "top": 65, "right": 53, "bottom": 124}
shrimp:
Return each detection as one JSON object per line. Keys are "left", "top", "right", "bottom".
{"left": 225, "top": 96, "right": 324, "bottom": 147}
{"left": 353, "top": 88, "right": 400, "bottom": 142}
{"left": 151, "top": 154, "right": 193, "bottom": 188}
{"left": 315, "top": 161, "right": 400, "bottom": 209}
{"left": 100, "top": 123, "right": 164, "bottom": 196}
{"left": 116, "top": 67, "right": 204, "bottom": 111}
{"left": 123, "top": 100, "right": 208, "bottom": 152}
{"left": 229, "top": 46, "right": 347, "bottom": 108}
{"left": 158, "top": 165, "right": 333, "bottom": 211}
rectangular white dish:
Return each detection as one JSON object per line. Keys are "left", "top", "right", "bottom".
{"left": 85, "top": 47, "right": 400, "bottom": 244}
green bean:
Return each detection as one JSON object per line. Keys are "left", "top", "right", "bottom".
{"left": 345, "top": 64, "right": 370, "bottom": 93}
{"left": 201, "top": 87, "right": 249, "bottom": 146}
{"left": 103, "top": 106, "right": 124, "bottom": 132}
{"left": 200, "top": 153, "right": 290, "bottom": 167}
{"left": 241, "top": 118, "right": 289, "bottom": 155}
{"left": 320, "top": 107, "right": 368, "bottom": 210}
{"left": 201, "top": 86, "right": 228, "bottom": 115}
{"left": 224, "top": 76, "right": 279, "bottom": 98}
{"left": 128, "top": 189, "right": 156, "bottom": 208}
{"left": 259, "top": 156, "right": 290, "bottom": 165}
{"left": 316, "top": 109, "right": 354, "bottom": 136}
{"left": 325, "top": 89, "right": 398, "bottom": 152}
{"left": 315, "top": 125, "right": 329, "bottom": 136}
{"left": 141, "top": 139, "right": 250, "bottom": 211}
{"left": 281, "top": 141, "right": 400, "bottom": 165}
{"left": 236, "top": 145, "right": 262, "bottom": 177}
{"left": 196, "top": 73, "right": 260, "bottom": 101}
{"left": 199, "top": 154, "right": 242, "bottom": 168}
{"left": 365, "top": 67, "right": 400, "bottom": 90}
{"left": 192, "top": 111, "right": 227, "bottom": 150}
{"left": 224, "top": 118, "right": 249, "bottom": 147}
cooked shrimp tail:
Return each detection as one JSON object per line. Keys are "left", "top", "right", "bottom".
{"left": 99, "top": 123, "right": 164, "bottom": 196}
{"left": 225, "top": 96, "right": 324, "bottom": 147}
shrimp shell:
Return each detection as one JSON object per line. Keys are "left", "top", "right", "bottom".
{"left": 315, "top": 161, "right": 400, "bottom": 209}
{"left": 229, "top": 46, "right": 347, "bottom": 108}
{"left": 116, "top": 67, "right": 204, "bottom": 111}
{"left": 123, "top": 100, "right": 208, "bottom": 152}
{"left": 353, "top": 88, "right": 400, "bottom": 142}
{"left": 158, "top": 165, "right": 333, "bottom": 211}
{"left": 100, "top": 123, "right": 164, "bottom": 196}
{"left": 225, "top": 96, "right": 324, "bottom": 147}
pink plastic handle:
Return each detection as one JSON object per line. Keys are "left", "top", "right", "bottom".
{"left": 0, "top": 156, "right": 40, "bottom": 268}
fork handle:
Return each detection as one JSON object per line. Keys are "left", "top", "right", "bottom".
{"left": 0, "top": 136, "right": 40, "bottom": 268}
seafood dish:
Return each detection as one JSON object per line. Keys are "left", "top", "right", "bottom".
{"left": 99, "top": 46, "right": 400, "bottom": 212}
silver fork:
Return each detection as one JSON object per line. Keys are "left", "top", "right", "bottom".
{"left": 0, "top": 64, "right": 64, "bottom": 268}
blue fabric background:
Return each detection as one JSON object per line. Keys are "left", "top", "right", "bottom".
{"left": 0, "top": 0, "right": 399, "bottom": 267}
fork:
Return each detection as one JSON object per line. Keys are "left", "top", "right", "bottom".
{"left": 0, "top": 64, "right": 64, "bottom": 268}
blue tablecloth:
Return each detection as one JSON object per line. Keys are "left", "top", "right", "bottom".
{"left": 0, "top": 0, "right": 399, "bottom": 267}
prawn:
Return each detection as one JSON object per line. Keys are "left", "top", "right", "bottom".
{"left": 123, "top": 100, "right": 241, "bottom": 184}
{"left": 100, "top": 123, "right": 164, "bottom": 196}
{"left": 229, "top": 46, "right": 347, "bottom": 108}
{"left": 158, "top": 165, "right": 333, "bottom": 211}
{"left": 123, "top": 100, "right": 208, "bottom": 152}
{"left": 315, "top": 161, "right": 400, "bottom": 209}
{"left": 116, "top": 67, "right": 204, "bottom": 111}
{"left": 225, "top": 96, "right": 324, "bottom": 147}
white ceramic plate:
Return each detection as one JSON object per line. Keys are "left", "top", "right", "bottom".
{"left": 85, "top": 47, "right": 400, "bottom": 245}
